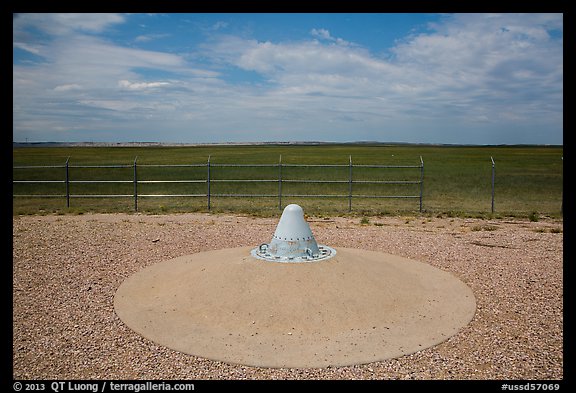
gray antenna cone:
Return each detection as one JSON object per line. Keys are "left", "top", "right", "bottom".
{"left": 251, "top": 204, "right": 336, "bottom": 262}
{"left": 270, "top": 204, "right": 320, "bottom": 256}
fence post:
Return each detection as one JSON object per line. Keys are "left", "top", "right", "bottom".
{"left": 348, "top": 155, "right": 353, "bottom": 212}
{"left": 65, "top": 156, "right": 70, "bottom": 208}
{"left": 133, "top": 157, "right": 138, "bottom": 212}
{"left": 490, "top": 157, "right": 495, "bottom": 214}
{"left": 419, "top": 156, "right": 424, "bottom": 213}
{"left": 207, "top": 155, "right": 211, "bottom": 211}
{"left": 278, "top": 155, "right": 282, "bottom": 210}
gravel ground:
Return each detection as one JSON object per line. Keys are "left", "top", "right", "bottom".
{"left": 13, "top": 213, "right": 563, "bottom": 380}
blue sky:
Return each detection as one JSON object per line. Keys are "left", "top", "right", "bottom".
{"left": 13, "top": 13, "right": 563, "bottom": 144}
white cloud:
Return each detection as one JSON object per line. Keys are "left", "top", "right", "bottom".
{"left": 53, "top": 84, "right": 82, "bottom": 92}
{"left": 212, "top": 21, "right": 229, "bottom": 31}
{"left": 134, "top": 33, "right": 170, "bottom": 43}
{"left": 209, "top": 36, "right": 392, "bottom": 80}
{"left": 13, "top": 13, "right": 125, "bottom": 36}
{"left": 310, "top": 28, "right": 331, "bottom": 40}
{"left": 13, "top": 13, "right": 563, "bottom": 144}
{"left": 54, "top": 35, "right": 185, "bottom": 70}
{"left": 13, "top": 14, "right": 224, "bottom": 140}
{"left": 118, "top": 80, "right": 170, "bottom": 90}
{"left": 14, "top": 33, "right": 197, "bottom": 94}
{"left": 192, "top": 14, "right": 562, "bottom": 142}
{"left": 388, "top": 13, "right": 563, "bottom": 122}
{"left": 13, "top": 42, "right": 42, "bottom": 55}
{"left": 310, "top": 28, "right": 351, "bottom": 46}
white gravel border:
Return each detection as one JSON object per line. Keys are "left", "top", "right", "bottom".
{"left": 13, "top": 213, "right": 563, "bottom": 380}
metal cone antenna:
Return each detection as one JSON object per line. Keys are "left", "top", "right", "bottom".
{"left": 251, "top": 204, "right": 336, "bottom": 262}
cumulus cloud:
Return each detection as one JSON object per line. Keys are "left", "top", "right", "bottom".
{"left": 134, "top": 33, "right": 170, "bottom": 43}
{"left": 13, "top": 14, "right": 222, "bottom": 141}
{"left": 310, "top": 28, "right": 331, "bottom": 40}
{"left": 310, "top": 28, "right": 351, "bottom": 46}
{"left": 207, "top": 35, "right": 391, "bottom": 81}
{"left": 389, "top": 13, "right": 563, "bottom": 121}
{"left": 13, "top": 42, "right": 41, "bottom": 55}
{"left": 212, "top": 21, "right": 229, "bottom": 31}
{"left": 118, "top": 80, "right": 170, "bottom": 90}
{"left": 13, "top": 31, "right": 211, "bottom": 98}
{"left": 192, "top": 14, "right": 562, "bottom": 143}
{"left": 13, "top": 13, "right": 562, "bottom": 144}
{"left": 13, "top": 13, "right": 125, "bottom": 36}
{"left": 53, "top": 84, "right": 82, "bottom": 92}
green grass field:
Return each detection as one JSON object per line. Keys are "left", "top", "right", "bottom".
{"left": 13, "top": 144, "right": 563, "bottom": 217}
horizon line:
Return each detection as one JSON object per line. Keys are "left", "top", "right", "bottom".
{"left": 12, "top": 141, "right": 564, "bottom": 148}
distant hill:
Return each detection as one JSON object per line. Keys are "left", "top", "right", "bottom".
{"left": 12, "top": 141, "right": 563, "bottom": 148}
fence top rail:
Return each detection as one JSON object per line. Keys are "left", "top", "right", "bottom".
{"left": 282, "top": 164, "right": 349, "bottom": 168}
{"left": 13, "top": 165, "right": 66, "bottom": 169}
{"left": 13, "top": 180, "right": 65, "bottom": 183}
{"left": 210, "top": 163, "right": 278, "bottom": 168}
{"left": 282, "top": 163, "right": 422, "bottom": 168}
{"left": 138, "top": 164, "right": 207, "bottom": 168}
{"left": 69, "top": 164, "right": 133, "bottom": 169}
{"left": 353, "top": 164, "right": 422, "bottom": 169}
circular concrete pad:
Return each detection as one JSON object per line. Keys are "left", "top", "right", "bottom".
{"left": 114, "top": 247, "right": 475, "bottom": 368}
